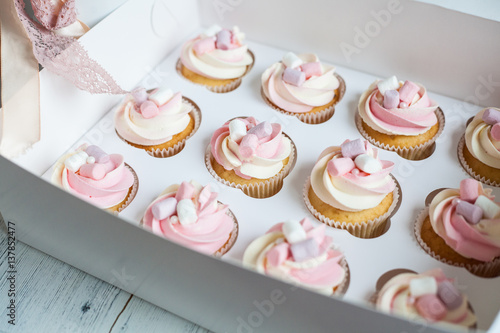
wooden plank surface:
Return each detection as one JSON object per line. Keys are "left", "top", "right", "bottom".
{"left": 0, "top": 226, "right": 209, "bottom": 333}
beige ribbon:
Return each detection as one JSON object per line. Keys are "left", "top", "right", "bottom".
{"left": 0, "top": 0, "right": 40, "bottom": 158}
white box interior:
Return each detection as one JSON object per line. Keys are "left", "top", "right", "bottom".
{"left": 6, "top": 0, "right": 500, "bottom": 332}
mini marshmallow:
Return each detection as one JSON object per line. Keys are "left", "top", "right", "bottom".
{"left": 300, "top": 62, "right": 322, "bottom": 78}
{"left": 202, "top": 24, "right": 222, "bottom": 37}
{"left": 86, "top": 156, "right": 95, "bottom": 164}
{"left": 131, "top": 88, "right": 148, "bottom": 104}
{"left": 456, "top": 200, "right": 483, "bottom": 225}
{"left": 239, "top": 134, "right": 259, "bottom": 158}
{"left": 64, "top": 151, "right": 89, "bottom": 172}
{"left": 140, "top": 100, "right": 160, "bottom": 119}
{"left": 282, "top": 52, "right": 303, "bottom": 68}
{"left": 101, "top": 160, "right": 116, "bottom": 173}
{"left": 354, "top": 154, "right": 382, "bottom": 174}
{"left": 377, "top": 76, "right": 399, "bottom": 95}
{"left": 383, "top": 90, "right": 400, "bottom": 109}
{"left": 340, "top": 139, "right": 366, "bottom": 159}
{"left": 175, "top": 181, "right": 195, "bottom": 201}
{"left": 398, "top": 80, "right": 420, "bottom": 104}
{"left": 482, "top": 108, "right": 500, "bottom": 125}
{"left": 327, "top": 158, "right": 356, "bottom": 177}
{"left": 193, "top": 37, "right": 216, "bottom": 56}
{"left": 228, "top": 119, "right": 248, "bottom": 142}
{"left": 215, "top": 29, "right": 232, "bottom": 50}
{"left": 86, "top": 145, "right": 110, "bottom": 164}
{"left": 282, "top": 220, "right": 307, "bottom": 244}
{"left": 148, "top": 87, "right": 174, "bottom": 106}
{"left": 290, "top": 238, "right": 320, "bottom": 262}
{"left": 437, "top": 281, "right": 463, "bottom": 310}
{"left": 474, "top": 195, "right": 500, "bottom": 219}
{"left": 415, "top": 294, "right": 447, "bottom": 321}
{"left": 282, "top": 67, "right": 306, "bottom": 86}
{"left": 231, "top": 26, "right": 244, "bottom": 43}
{"left": 399, "top": 102, "right": 408, "bottom": 108}
{"left": 491, "top": 123, "right": 500, "bottom": 141}
{"left": 177, "top": 199, "right": 198, "bottom": 225}
{"left": 152, "top": 197, "right": 177, "bottom": 221}
{"left": 247, "top": 121, "right": 273, "bottom": 139}
{"left": 79, "top": 163, "right": 106, "bottom": 180}
{"left": 266, "top": 242, "right": 289, "bottom": 267}
{"left": 459, "top": 179, "right": 479, "bottom": 203}
{"left": 409, "top": 276, "right": 438, "bottom": 297}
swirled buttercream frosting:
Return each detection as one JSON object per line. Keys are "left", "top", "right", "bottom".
{"left": 465, "top": 108, "right": 500, "bottom": 169}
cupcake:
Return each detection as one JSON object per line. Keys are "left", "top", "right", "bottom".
{"left": 356, "top": 75, "right": 444, "bottom": 160}
{"left": 304, "top": 138, "right": 401, "bottom": 238}
{"left": 142, "top": 181, "right": 238, "bottom": 257}
{"left": 114, "top": 87, "right": 201, "bottom": 158}
{"left": 177, "top": 25, "right": 254, "bottom": 93}
{"left": 414, "top": 179, "right": 500, "bottom": 277}
{"left": 261, "top": 52, "right": 345, "bottom": 124}
{"left": 205, "top": 116, "right": 296, "bottom": 198}
{"left": 243, "top": 218, "right": 349, "bottom": 296}
{"left": 458, "top": 107, "right": 500, "bottom": 186}
{"left": 51, "top": 144, "right": 138, "bottom": 213}
{"left": 374, "top": 268, "right": 477, "bottom": 329}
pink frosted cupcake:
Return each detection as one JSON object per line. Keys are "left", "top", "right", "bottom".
{"left": 142, "top": 181, "right": 238, "bottom": 257}
{"left": 243, "top": 218, "right": 349, "bottom": 295}
{"left": 205, "top": 116, "right": 296, "bottom": 198}
{"left": 51, "top": 144, "right": 138, "bottom": 213}
{"left": 261, "top": 52, "right": 345, "bottom": 124}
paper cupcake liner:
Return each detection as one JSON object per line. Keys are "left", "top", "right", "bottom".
{"left": 414, "top": 207, "right": 500, "bottom": 278}
{"left": 214, "top": 208, "right": 239, "bottom": 257}
{"left": 457, "top": 135, "right": 500, "bottom": 187}
{"left": 108, "top": 163, "right": 139, "bottom": 214}
{"left": 261, "top": 73, "right": 346, "bottom": 125}
{"left": 303, "top": 175, "right": 401, "bottom": 239}
{"left": 205, "top": 133, "right": 297, "bottom": 199}
{"left": 175, "top": 50, "right": 255, "bottom": 93}
{"left": 334, "top": 258, "right": 350, "bottom": 296}
{"left": 355, "top": 107, "right": 445, "bottom": 160}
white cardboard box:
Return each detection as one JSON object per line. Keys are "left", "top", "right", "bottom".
{"left": 2, "top": 0, "right": 500, "bottom": 332}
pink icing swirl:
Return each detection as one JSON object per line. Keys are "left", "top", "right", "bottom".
{"left": 429, "top": 180, "right": 500, "bottom": 261}
{"left": 243, "top": 218, "right": 346, "bottom": 295}
{"left": 358, "top": 79, "right": 439, "bottom": 136}
{"left": 210, "top": 117, "right": 292, "bottom": 179}
{"left": 142, "top": 181, "right": 235, "bottom": 255}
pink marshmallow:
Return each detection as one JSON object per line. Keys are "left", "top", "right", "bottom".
{"left": 290, "top": 238, "right": 319, "bottom": 262}
{"left": 437, "top": 281, "right": 463, "bottom": 310}
{"left": 131, "top": 88, "right": 148, "bottom": 104}
{"left": 491, "top": 123, "right": 500, "bottom": 141}
{"left": 193, "top": 37, "right": 216, "bottom": 56}
{"left": 340, "top": 139, "right": 366, "bottom": 159}
{"left": 456, "top": 200, "right": 483, "bottom": 225}
{"left": 383, "top": 90, "right": 399, "bottom": 109}
{"left": 415, "top": 294, "right": 447, "bottom": 321}
{"left": 282, "top": 67, "right": 306, "bottom": 87}
{"left": 86, "top": 145, "right": 110, "bottom": 164}
{"left": 239, "top": 134, "right": 259, "bottom": 158}
{"left": 175, "top": 181, "right": 195, "bottom": 201}
{"left": 79, "top": 163, "right": 106, "bottom": 180}
{"left": 152, "top": 197, "right": 177, "bottom": 221}
{"left": 327, "top": 158, "right": 356, "bottom": 177}
{"left": 247, "top": 121, "right": 273, "bottom": 139}
{"left": 482, "top": 108, "right": 500, "bottom": 125}
{"left": 459, "top": 179, "right": 479, "bottom": 203}
{"left": 215, "top": 29, "right": 232, "bottom": 50}
{"left": 266, "top": 242, "right": 289, "bottom": 267}
{"left": 140, "top": 100, "right": 160, "bottom": 119}
{"left": 300, "top": 62, "right": 322, "bottom": 79}
{"left": 101, "top": 160, "right": 115, "bottom": 173}
{"left": 398, "top": 80, "right": 420, "bottom": 104}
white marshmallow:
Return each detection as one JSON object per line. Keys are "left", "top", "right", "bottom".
{"left": 149, "top": 88, "right": 173, "bottom": 106}
{"left": 177, "top": 199, "right": 198, "bottom": 225}
{"left": 282, "top": 52, "right": 303, "bottom": 69}
{"left": 229, "top": 119, "right": 248, "bottom": 142}
{"left": 282, "top": 220, "right": 307, "bottom": 244}
{"left": 64, "top": 151, "right": 89, "bottom": 172}
{"left": 354, "top": 154, "right": 382, "bottom": 174}
{"left": 202, "top": 24, "right": 222, "bottom": 37}
{"left": 232, "top": 26, "right": 244, "bottom": 43}
{"left": 410, "top": 276, "right": 437, "bottom": 297}
{"left": 474, "top": 195, "right": 500, "bottom": 219}
{"left": 86, "top": 156, "right": 96, "bottom": 164}
{"left": 377, "top": 76, "right": 399, "bottom": 95}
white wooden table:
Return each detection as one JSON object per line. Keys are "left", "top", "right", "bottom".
{"left": 0, "top": 226, "right": 210, "bottom": 333}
